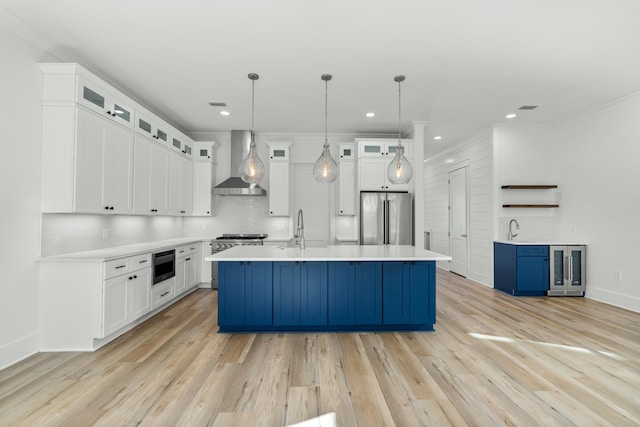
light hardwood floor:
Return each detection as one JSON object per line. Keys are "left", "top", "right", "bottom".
{"left": 1, "top": 270, "right": 639, "bottom": 426}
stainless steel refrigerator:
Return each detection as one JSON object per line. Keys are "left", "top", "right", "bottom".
{"left": 360, "top": 192, "right": 413, "bottom": 245}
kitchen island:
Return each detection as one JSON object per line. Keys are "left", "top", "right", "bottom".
{"left": 206, "top": 245, "right": 451, "bottom": 333}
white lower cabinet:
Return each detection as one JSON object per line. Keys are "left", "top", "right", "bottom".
{"left": 175, "top": 244, "right": 200, "bottom": 295}
{"left": 103, "top": 274, "right": 130, "bottom": 337}
{"left": 39, "top": 240, "right": 202, "bottom": 351}
{"left": 103, "top": 266, "right": 152, "bottom": 337}
{"left": 129, "top": 268, "right": 152, "bottom": 320}
{"left": 152, "top": 278, "right": 175, "bottom": 309}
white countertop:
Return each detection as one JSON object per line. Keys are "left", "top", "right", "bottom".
{"left": 205, "top": 245, "right": 451, "bottom": 262}
{"left": 494, "top": 240, "right": 587, "bottom": 246}
{"left": 40, "top": 238, "right": 207, "bottom": 262}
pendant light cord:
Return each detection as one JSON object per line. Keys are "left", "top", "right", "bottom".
{"left": 251, "top": 78, "right": 255, "bottom": 145}
{"left": 324, "top": 78, "right": 328, "bottom": 146}
{"left": 397, "top": 78, "right": 402, "bottom": 146}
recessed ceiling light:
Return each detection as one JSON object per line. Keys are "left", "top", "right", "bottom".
{"left": 365, "top": 112, "right": 375, "bottom": 118}
{"left": 220, "top": 111, "right": 230, "bottom": 116}
{"left": 505, "top": 113, "right": 517, "bottom": 119}
{"left": 445, "top": 158, "right": 455, "bottom": 164}
{"left": 434, "top": 136, "right": 442, "bottom": 140}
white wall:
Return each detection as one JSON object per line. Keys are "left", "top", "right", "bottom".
{"left": 554, "top": 94, "right": 640, "bottom": 312}
{"left": 0, "top": 14, "right": 52, "bottom": 368}
{"left": 424, "top": 131, "right": 494, "bottom": 286}
{"left": 493, "top": 126, "right": 559, "bottom": 241}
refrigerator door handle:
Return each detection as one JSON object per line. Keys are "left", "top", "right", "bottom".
{"left": 383, "top": 200, "right": 388, "bottom": 244}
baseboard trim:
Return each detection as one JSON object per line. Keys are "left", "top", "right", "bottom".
{"left": 0, "top": 332, "right": 39, "bottom": 371}
{"left": 586, "top": 287, "right": 640, "bottom": 313}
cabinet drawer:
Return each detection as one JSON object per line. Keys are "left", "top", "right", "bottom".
{"left": 175, "top": 244, "right": 197, "bottom": 258}
{"left": 517, "top": 246, "right": 548, "bottom": 257}
{"left": 130, "top": 253, "right": 152, "bottom": 271}
{"left": 152, "top": 279, "right": 174, "bottom": 309}
{"left": 104, "top": 257, "right": 133, "bottom": 279}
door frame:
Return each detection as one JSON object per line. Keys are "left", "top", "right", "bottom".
{"left": 448, "top": 161, "right": 470, "bottom": 276}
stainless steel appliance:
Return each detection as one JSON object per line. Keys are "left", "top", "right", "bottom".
{"left": 360, "top": 192, "right": 413, "bottom": 245}
{"left": 213, "top": 130, "right": 267, "bottom": 196}
{"left": 152, "top": 249, "right": 175, "bottom": 285}
{"left": 211, "top": 234, "right": 267, "bottom": 289}
{"left": 548, "top": 245, "right": 586, "bottom": 296}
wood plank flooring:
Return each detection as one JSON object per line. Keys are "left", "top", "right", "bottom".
{"left": 1, "top": 270, "right": 639, "bottom": 426}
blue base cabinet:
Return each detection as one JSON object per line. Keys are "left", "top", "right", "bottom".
{"left": 218, "top": 261, "right": 273, "bottom": 327}
{"left": 328, "top": 262, "right": 382, "bottom": 326}
{"left": 383, "top": 262, "right": 435, "bottom": 326}
{"left": 218, "top": 260, "right": 436, "bottom": 332}
{"left": 494, "top": 243, "right": 549, "bottom": 296}
{"left": 273, "top": 261, "right": 328, "bottom": 326}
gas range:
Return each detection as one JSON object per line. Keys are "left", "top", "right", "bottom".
{"left": 212, "top": 234, "right": 267, "bottom": 252}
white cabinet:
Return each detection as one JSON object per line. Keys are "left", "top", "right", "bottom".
{"left": 174, "top": 244, "right": 200, "bottom": 295}
{"left": 269, "top": 162, "right": 290, "bottom": 216}
{"left": 77, "top": 76, "right": 134, "bottom": 129}
{"left": 168, "top": 153, "right": 194, "bottom": 216}
{"left": 135, "top": 110, "right": 170, "bottom": 145}
{"left": 268, "top": 143, "right": 291, "bottom": 216}
{"left": 357, "top": 139, "right": 412, "bottom": 192}
{"left": 152, "top": 279, "right": 174, "bottom": 309}
{"left": 337, "top": 144, "right": 355, "bottom": 215}
{"left": 192, "top": 142, "right": 216, "bottom": 216}
{"left": 74, "top": 108, "right": 134, "bottom": 214}
{"left": 133, "top": 135, "right": 170, "bottom": 215}
{"left": 171, "top": 134, "right": 194, "bottom": 159}
{"left": 129, "top": 268, "right": 152, "bottom": 320}
{"left": 103, "top": 274, "right": 130, "bottom": 337}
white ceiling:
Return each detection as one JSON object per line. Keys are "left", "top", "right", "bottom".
{"left": 3, "top": 0, "right": 640, "bottom": 158}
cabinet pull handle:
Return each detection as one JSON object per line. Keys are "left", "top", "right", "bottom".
{"left": 161, "top": 291, "right": 170, "bottom": 297}
{"left": 139, "top": 260, "right": 148, "bottom": 264}
{"left": 115, "top": 265, "right": 126, "bottom": 269}
{"left": 133, "top": 275, "right": 137, "bottom": 279}
{"left": 128, "top": 276, "right": 133, "bottom": 280}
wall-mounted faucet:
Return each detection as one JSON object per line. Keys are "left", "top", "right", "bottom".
{"left": 295, "top": 209, "right": 305, "bottom": 250}
{"left": 508, "top": 219, "right": 520, "bottom": 240}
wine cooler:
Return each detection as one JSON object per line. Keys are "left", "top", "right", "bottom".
{"left": 548, "top": 245, "right": 586, "bottom": 296}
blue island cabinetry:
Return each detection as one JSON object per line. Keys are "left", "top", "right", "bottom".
{"left": 217, "top": 260, "right": 436, "bottom": 332}
{"left": 494, "top": 243, "right": 549, "bottom": 296}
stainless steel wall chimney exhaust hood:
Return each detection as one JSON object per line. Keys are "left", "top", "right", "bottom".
{"left": 214, "top": 130, "right": 267, "bottom": 196}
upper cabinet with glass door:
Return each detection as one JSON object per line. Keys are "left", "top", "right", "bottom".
{"left": 135, "top": 109, "right": 171, "bottom": 145}
{"left": 76, "top": 77, "right": 134, "bottom": 129}
{"left": 357, "top": 139, "right": 412, "bottom": 159}
{"left": 171, "top": 131, "right": 194, "bottom": 159}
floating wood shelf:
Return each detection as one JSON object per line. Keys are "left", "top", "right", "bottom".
{"left": 502, "top": 204, "right": 559, "bottom": 208}
{"left": 501, "top": 185, "right": 558, "bottom": 189}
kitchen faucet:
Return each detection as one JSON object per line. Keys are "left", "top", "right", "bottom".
{"left": 508, "top": 219, "right": 520, "bottom": 240}
{"left": 295, "top": 209, "right": 305, "bottom": 250}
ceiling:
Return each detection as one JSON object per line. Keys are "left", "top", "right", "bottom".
{"left": 3, "top": 0, "right": 640, "bottom": 158}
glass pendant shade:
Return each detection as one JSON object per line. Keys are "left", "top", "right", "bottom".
{"left": 313, "top": 142, "right": 338, "bottom": 182}
{"left": 240, "top": 136, "right": 265, "bottom": 183}
{"left": 240, "top": 72, "right": 265, "bottom": 184}
{"left": 314, "top": 73, "right": 338, "bottom": 183}
{"left": 387, "top": 144, "right": 413, "bottom": 184}
{"left": 386, "top": 74, "right": 413, "bottom": 184}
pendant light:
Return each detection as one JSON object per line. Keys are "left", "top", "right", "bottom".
{"left": 239, "top": 73, "right": 265, "bottom": 184}
{"left": 387, "top": 75, "right": 413, "bottom": 184}
{"left": 313, "top": 74, "right": 338, "bottom": 183}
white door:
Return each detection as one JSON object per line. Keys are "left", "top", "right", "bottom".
{"left": 449, "top": 167, "right": 468, "bottom": 276}
{"left": 293, "top": 164, "right": 330, "bottom": 247}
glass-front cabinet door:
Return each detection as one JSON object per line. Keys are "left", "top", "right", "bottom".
{"left": 77, "top": 77, "right": 134, "bottom": 129}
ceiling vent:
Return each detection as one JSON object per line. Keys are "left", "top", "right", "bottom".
{"left": 518, "top": 105, "right": 538, "bottom": 110}
{"left": 208, "top": 102, "right": 227, "bottom": 107}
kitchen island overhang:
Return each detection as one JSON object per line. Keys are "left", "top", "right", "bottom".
{"left": 206, "top": 245, "right": 451, "bottom": 333}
